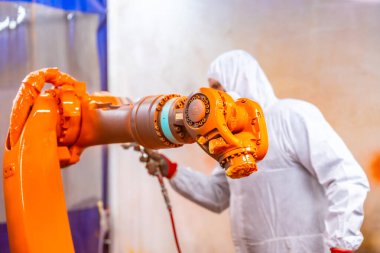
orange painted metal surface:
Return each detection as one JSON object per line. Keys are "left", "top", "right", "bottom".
{"left": 3, "top": 68, "right": 268, "bottom": 251}
{"left": 9, "top": 68, "right": 85, "bottom": 148}
{"left": 183, "top": 88, "right": 268, "bottom": 178}
{"left": 369, "top": 152, "right": 380, "bottom": 183}
{"left": 4, "top": 94, "right": 75, "bottom": 252}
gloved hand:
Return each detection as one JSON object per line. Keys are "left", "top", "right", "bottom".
{"left": 144, "top": 150, "right": 178, "bottom": 179}
{"left": 330, "top": 248, "right": 353, "bottom": 253}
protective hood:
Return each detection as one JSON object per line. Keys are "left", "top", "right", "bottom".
{"left": 207, "top": 50, "right": 278, "bottom": 110}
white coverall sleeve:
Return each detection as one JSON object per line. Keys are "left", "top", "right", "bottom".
{"left": 169, "top": 166, "right": 230, "bottom": 213}
{"left": 286, "top": 103, "right": 369, "bottom": 250}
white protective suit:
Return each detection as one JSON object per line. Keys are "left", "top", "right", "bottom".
{"left": 170, "top": 50, "right": 369, "bottom": 253}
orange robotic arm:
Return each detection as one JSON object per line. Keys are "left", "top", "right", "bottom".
{"left": 3, "top": 68, "right": 268, "bottom": 252}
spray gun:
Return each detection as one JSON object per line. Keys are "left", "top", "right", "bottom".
{"left": 122, "top": 143, "right": 182, "bottom": 253}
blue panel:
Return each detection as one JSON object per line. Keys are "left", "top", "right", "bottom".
{"left": 0, "top": 0, "right": 108, "bottom": 88}
{"left": 69, "top": 206, "right": 101, "bottom": 253}
{"left": 0, "top": 206, "right": 100, "bottom": 253}
{"left": 97, "top": 13, "right": 107, "bottom": 91}
{"left": 0, "top": 0, "right": 107, "bottom": 90}
{"left": 0, "top": 21, "right": 28, "bottom": 73}
{"left": 0, "top": 223, "right": 10, "bottom": 253}
{"left": 0, "top": 0, "right": 106, "bottom": 14}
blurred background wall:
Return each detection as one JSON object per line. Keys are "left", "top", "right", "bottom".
{"left": 108, "top": 0, "right": 380, "bottom": 252}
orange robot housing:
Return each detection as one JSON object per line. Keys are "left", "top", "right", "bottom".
{"left": 3, "top": 68, "right": 268, "bottom": 252}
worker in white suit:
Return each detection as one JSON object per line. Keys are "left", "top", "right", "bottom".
{"left": 145, "top": 50, "right": 369, "bottom": 253}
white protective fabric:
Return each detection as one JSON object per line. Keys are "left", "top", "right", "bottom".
{"left": 170, "top": 50, "right": 369, "bottom": 253}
